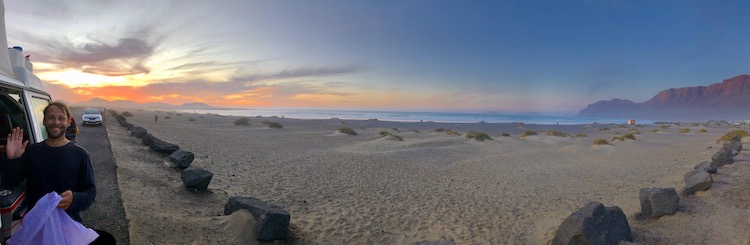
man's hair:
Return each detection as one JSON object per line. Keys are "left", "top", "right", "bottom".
{"left": 43, "top": 101, "right": 72, "bottom": 120}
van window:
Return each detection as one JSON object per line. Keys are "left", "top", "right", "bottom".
{"left": 0, "top": 89, "right": 30, "bottom": 145}
{"left": 30, "top": 97, "right": 49, "bottom": 140}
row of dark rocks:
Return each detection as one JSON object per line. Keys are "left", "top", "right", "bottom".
{"left": 551, "top": 135, "right": 743, "bottom": 244}
{"left": 110, "top": 111, "right": 292, "bottom": 242}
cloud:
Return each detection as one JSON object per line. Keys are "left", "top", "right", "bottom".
{"left": 58, "top": 37, "right": 155, "bottom": 76}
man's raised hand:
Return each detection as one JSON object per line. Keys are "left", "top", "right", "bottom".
{"left": 6, "top": 127, "right": 28, "bottom": 159}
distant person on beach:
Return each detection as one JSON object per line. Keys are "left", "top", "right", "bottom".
{"left": 1, "top": 101, "right": 115, "bottom": 244}
{"left": 155, "top": 114, "right": 158, "bottom": 123}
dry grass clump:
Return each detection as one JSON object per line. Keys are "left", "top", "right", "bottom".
{"left": 699, "top": 128, "right": 708, "bottom": 133}
{"left": 516, "top": 122, "right": 525, "bottom": 128}
{"left": 233, "top": 117, "right": 251, "bottom": 126}
{"left": 628, "top": 128, "right": 641, "bottom": 135}
{"left": 268, "top": 122, "right": 283, "bottom": 128}
{"left": 573, "top": 133, "right": 587, "bottom": 138}
{"left": 612, "top": 133, "right": 636, "bottom": 141}
{"left": 121, "top": 111, "right": 134, "bottom": 117}
{"left": 466, "top": 130, "right": 493, "bottom": 141}
{"left": 521, "top": 130, "right": 538, "bottom": 137}
{"left": 501, "top": 133, "right": 511, "bottom": 137}
{"left": 435, "top": 128, "right": 460, "bottom": 136}
{"left": 176, "top": 113, "right": 183, "bottom": 116}
{"left": 598, "top": 128, "right": 611, "bottom": 131}
{"left": 593, "top": 139, "right": 610, "bottom": 145}
{"left": 679, "top": 128, "right": 690, "bottom": 134}
{"left": 635, "top": 125, "right": 644, "bottom": 128}
{"left": 260, "top": 120, "right": 283, "bottom": 128}
{"left": 651, "top": 129, "right": 659, "bottom": 133}
{"left": 337, "top": 127, "right": 357, "bottom": 135}
{"left": 410, "top": 129, "right": 420, "bottom": 133}
{"left": 545, "top": 130, "right": 570, "bottom": 137}
{"left": 379, "top": 131, "right": 403, "bottom": 141}
{"left": 716, "top": 130, "right": 749, "bottom": 143}
{"left": 188, "top": 118, "right": 196, "bottom": 122}
{"left": 660, "top": 125, "right": 671, "bottom": 129}
{"left": 164, "top": 116, "right": 171, "bottom": 119}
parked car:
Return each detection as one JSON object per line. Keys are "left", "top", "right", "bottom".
{"left": 81, "top": 108, "right": 103, "bottom": 126}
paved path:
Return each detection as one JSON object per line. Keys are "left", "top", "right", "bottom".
{"left": 76, "top": 110, "right": 130, "bottom": 245}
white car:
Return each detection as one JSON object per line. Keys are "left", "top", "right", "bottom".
{"left": 81, "top": 108, "right": 103, "bottom": 126}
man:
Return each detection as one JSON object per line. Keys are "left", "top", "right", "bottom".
{"left": 66, "top": 116, "right": 78, "bottom": 143}
{"left": 1, "top": 101, "right": 95, "bottom": 222}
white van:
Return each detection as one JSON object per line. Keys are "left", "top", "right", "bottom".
{"left": 0, "top": 1, "right": 52, "bottom": 240}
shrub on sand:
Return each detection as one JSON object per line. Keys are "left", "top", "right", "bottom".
{"left": 501, "top": 133, "right": 511, "bottom": 137}
{"left": 268, "top": 122, "right": 283, "bottom": 128}
{"left": 379, "top": 131, "right": 403, "bottom": 141}
{"left": 628, "top": 129, "right": 641, "bottom": 135}
{"left": 593, "top": 139, "right": 610, "bottom": 145}
{"left": 164, "top": 116, "right": 171, "bottom": 119}
{"left": 466, "top": 130, "right": 493, "bottom": 141}
{"left": 679, "top": 128, "right": 690, "bottom": 134}
{"left": 436, "top": 128, "right": 460, "bottom": 136}
{"left": 573, "top": 133, "right": 586, "bottom": 138}
{"left": 521, "top": 130, "right": 538, "bottom": 137}
{"left": 612, "top": 133, "right": 636, "bottom": 141}
{"left": 233, "top": 117, "right": 251, "bottom": 126}
{"left": 188, "top": 118, "right": 196, "bottom": 122}
{"left": 635, "top": 125, "right": 644, "bottom": 128}
{"left": 410, "top": 129, "right": 420, "bottom": 133}
{"left": 545, "top": 130, "right": 569, "bottom": 137}
{"left": 121, "top": 111, "right": 134, "bottom": 117}
{"left": 338, "top": 127, "right": 357, "bottom": 135}
{"left": 716, "top": 129, "right": 749, "bottom": 143}
{"left": 176, "top": 113, "right": 183, "bottom": 116}
{"left": 660, "top": 125, "right": 671, "bottom": 130}
{"left": 699, "top": 128, "right": 708, "bottom": 133}
{"left": 598, "top": 128, "right": 611, "bottom": 131}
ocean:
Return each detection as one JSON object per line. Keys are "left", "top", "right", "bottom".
{"left": 176, "top": 108, "right": 650, "bottom": 125}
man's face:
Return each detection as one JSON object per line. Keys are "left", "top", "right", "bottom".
{"left": 43, "top": 105, "right": 69, "bottom": 140}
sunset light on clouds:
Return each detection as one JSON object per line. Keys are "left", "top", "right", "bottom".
{"left": 5, "top": 1, "right": 750, "bottom": 114}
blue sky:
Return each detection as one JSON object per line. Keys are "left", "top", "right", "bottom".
{"left": 4, "top": 0, "right": 750, "bottom": 114}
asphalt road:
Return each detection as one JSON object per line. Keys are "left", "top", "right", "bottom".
{"left": 75, "top": 110, "right": 130, "bottom": 245}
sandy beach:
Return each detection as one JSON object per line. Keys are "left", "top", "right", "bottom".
{"left": 104, "top": 109, "right": 750, "bottom": 244}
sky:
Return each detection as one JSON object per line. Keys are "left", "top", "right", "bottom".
{"left": 4, "top": 0, "right": 750, "bottom": 115}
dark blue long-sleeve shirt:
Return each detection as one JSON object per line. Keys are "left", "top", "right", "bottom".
{"left": 1, "top": 142, "right": 96, "bottom": 223}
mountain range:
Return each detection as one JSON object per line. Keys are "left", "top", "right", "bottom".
{"left": 577, "top": 74, "right": 750, "bottom": 121}
{"left": 74, "top": 97, "right": 227, "bottom": 110}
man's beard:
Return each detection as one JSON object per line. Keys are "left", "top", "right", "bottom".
{"left": 46, "top": 126, "right": 65, "bottom": 140}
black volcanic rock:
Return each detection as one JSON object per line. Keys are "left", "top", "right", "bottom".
{"left": 578, "top": 74, "right": 750, "bottom": 120}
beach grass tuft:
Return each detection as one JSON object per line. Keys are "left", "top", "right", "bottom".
{"left": 699, "top": 128, "right": 708, "bottom": 133}
{"left": 268, "top": 122, "right": 283, "bottom": 128}
{"left": 545, "top": 130, "right": 569, "bottom": 137}
{"left": 188, "top": 118, "right": 196, "bottom": 122}
{"left": 593, "top": 139, "right": 610, "bottom": 145}
{"left": 501, "top": 133, "right": 511, "bottom": 137}
{"left": 233, "top": 117, "right": 251, "bottom": 126}
{"left": 121, "top": 111, "right": 134, "bottom": 117}
{"left": 598, "top": 128, "right": 611, "bottom": 131}
{"left": 338, "top": 127, "right": 358, "bottom": 135}
{"left": 679, "top": 128, "right": 690, "bottom": 134}
{"left": 612, "top": 133, "right": 636, "bottom": 141}
{"left": 660, "top": 125, "right": 671, "bottom": 129}
{"left": 628, "top": 128, "right": 641, "bottom": 135}
{"left": 574, "top": 133, "right": 586, "bottom": 138}
{"left": 521, "top": 130, "right": 538, "bottom": 137}
{"left": 466, "top": 130, "right": 493, "bottom": 141}
{"left": 716, "top": 129, "right": 749, "bottom": 143}
{"left": 379, "top": 131, "right": 403, "bottom": 141}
